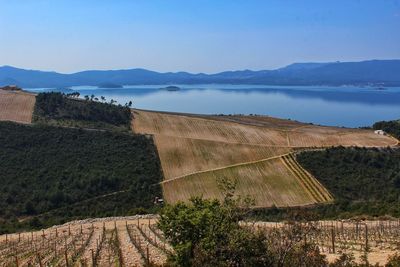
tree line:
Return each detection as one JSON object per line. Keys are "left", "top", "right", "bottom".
{"left": 33, "top": 92, "right": 132, "bottom": 131}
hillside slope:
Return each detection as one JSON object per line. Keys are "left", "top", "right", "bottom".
{"left": 132, "top": 109, "right": 396, "bottom": 207}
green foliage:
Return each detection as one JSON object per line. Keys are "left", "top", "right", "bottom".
{"left": 296, "top": 147, "right": 400, "bottom": 218}
{"left": 33, "top": 92, "right": 132, "bottom": 131}
{"left": 158, "top": 198, "right": 259, "bottom": 266}
{"left": 373, "top": 120, "right": 400, "bottom": 139}
{"left": 0, "top": 121, "right": 163, "bottom": 233}
{"left": 158, "top": 181, "right": 329, "bottom": 267}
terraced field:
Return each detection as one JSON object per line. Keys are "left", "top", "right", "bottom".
{"left": 0, "top": 89, "right": 36, "bottom": 123}
{"left": 133, "top": 109, "right": 397, "bottom": 207}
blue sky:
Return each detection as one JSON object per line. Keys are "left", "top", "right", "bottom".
{"left": 0, "top": 0, "right": 399, "bottom": 73}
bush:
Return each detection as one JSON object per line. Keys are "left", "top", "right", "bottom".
{"left": 158, "top": 180, "right": 329, "bottom": 267}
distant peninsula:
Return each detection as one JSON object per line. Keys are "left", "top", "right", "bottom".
{"left": 97, "top": 83, "right": 123, "bottom": 89}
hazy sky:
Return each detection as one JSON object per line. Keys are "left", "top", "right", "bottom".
{"left": 1, "top": 0, "right": 399, "bottom": 73}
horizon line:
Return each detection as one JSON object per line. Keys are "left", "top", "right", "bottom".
{"left": 2, "top": 58, "right": 399, "bottom": 75}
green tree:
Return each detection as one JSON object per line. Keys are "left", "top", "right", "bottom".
{"left": 158, "top": 178, "right": 329, "bottom": 267}
{"left": 158, "top": 197, "right": 272, "bottom": 267}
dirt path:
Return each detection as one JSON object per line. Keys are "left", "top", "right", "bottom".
{"left": 127, "top": 225, "right": 167, "bottom": 266}
{"left": 117, "top": 223, "right": 143, "bottom": 267}
{"left": 96, "top": 228, "right": 119, "bottom": 267}
{"left": 19, "top": 190, "right": 128, "bottom": 223}
{"left": 80, "top": 225, "right": 103, "bottom": 265}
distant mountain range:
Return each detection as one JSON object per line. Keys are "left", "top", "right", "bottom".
{"left": 1, "top": 60, "right": 400, "bottom": 88}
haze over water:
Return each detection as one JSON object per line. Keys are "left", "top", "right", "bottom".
{"left": 27, "top": 85, "right": 400, "bottom": 128}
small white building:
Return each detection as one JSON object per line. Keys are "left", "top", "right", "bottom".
{"left": 154, "top": 197, "right": 164, "bottom": 204}
{"left": 374, "top": 130, "right": 385, "bottom": 135}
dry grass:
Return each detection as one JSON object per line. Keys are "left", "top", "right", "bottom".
{"left": 133, "top": 110, "right": 396, "bottom": 148}
{"left": 132, "top": 110, "right": 288, "bottom": 146}
{"left": 0, "top": 89, "right": 36, "bottom": 123}
{"left": 162, "top": 158, "right": 319, "bottom": 207}
{"left": 132, "top": 109, "right": 397, "bottom": 207}
{"left": 207, "top": 114, "right": 308, "bottom": 129}
{"left": 155, "top": 135, "right": 291, "bottom": 180}
{"left": 287, "top": 126, "right": 398, "bottom": 147}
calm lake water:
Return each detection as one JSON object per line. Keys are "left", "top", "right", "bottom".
{"left": 26, "top": 85, "right": 400, "bottom": 128}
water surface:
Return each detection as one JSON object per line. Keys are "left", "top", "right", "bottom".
{"left": 26, "top": 85, "right": 400, "bottom": 128}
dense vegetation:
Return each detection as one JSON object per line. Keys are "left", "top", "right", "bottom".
{"left": 33, "top": 92, "right": 132, "bottom": 131}
{"left": 251, "top": 147, "right": 400, "bottom": 221}
{"left": 0, "top": 122, "right": 163, "bottom": 233}
{"left": 298, "top": 147, "right": 400, "bottom": 218}
{"left": 373, "top": 119, "right": 400, "bottom": 139}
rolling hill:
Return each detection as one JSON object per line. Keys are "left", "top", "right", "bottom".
{"left": 1, "top": 59, "right": 400, "bottom": 88}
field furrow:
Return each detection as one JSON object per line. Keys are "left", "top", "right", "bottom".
{"left": 281, "top": 154, "right": 332, "bottom": 203}
{"left": 288, "top": 154, "right": 333, "bottom": 202}
{"left": 155, "top": 135, "right": 291, "bottom": 180}
{"left": 162, "top": 158, "right": 316, "bottom": 207}
{"left": 127, "top": 225, "right": 168, "bottom": 266}
{"left": 0, "top": 90, "right": 36, "bottom": 123}
{"left": 80, "top": 225, "right": 103, "bottom": 265}
{"left": 117, "top": 224, "right": 143, "bottom": 267}
{"left": 96, "top": 228, "right": 121, "bottom": 267}
{"left": 133, "top": 110, "right": 288, "bottom": 146}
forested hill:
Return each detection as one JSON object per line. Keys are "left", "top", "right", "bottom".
{"left": 297, "top": 147, "right": 400, "bottom": 218}
{"left": 1, "top": 59, "right": 400, "bottom": 87}
{"left": 0, "top": 122, "right": 163, "bottom": 233}
{"left": 0, "top": 92, "right": 162, "bottom": 233}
